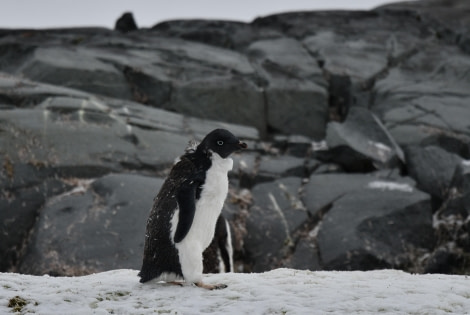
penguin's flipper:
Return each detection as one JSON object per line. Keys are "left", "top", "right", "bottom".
{"left": 174, "top": 176, "right": 200, "bottom": 243}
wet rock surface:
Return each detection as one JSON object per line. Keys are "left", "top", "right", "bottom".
{"left": 2, "top": 0, "right": 470, "bottom": 276}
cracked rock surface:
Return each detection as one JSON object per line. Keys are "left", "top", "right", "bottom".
{"left": 2, "top": 0, "right": 470, "bottom": 275}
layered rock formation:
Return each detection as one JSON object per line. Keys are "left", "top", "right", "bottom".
{"left": 1, "top": 0, "right": 470, "bottom": 276}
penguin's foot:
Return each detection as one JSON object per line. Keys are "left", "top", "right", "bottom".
{"left": 195, "top": 282, "right": 228, "bottom": 290}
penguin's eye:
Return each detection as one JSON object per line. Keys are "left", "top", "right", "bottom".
{"left": 217, "top": 140, "right": 224, "bottom": 146}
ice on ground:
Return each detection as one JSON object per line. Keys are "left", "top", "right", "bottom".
{"left": 367, "top": 180, "right": 414, "bottom": 193}
{"left": 1, "top": 268, "right": 469, "bottom": 314}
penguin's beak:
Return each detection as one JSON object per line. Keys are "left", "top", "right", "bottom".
{"left": 238, "top": 140, "right": 248, "bottom": 149}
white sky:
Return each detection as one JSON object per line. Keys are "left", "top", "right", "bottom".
{"left": 0, "top": 0, "right": 413, "bottom": 29}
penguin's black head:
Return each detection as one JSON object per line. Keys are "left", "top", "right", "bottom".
{"left": 199, "top": 129, "right": 247, "bottom": 158}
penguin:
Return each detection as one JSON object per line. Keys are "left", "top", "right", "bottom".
{"left": 139, "top": 129, "right": 247, "bottom": 290}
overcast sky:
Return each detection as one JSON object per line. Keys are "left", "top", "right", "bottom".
{"left": 0, "top": 0, "right": 413, "bottom": 29}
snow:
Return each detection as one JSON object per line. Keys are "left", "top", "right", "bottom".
{"left": 367, "top": 180, "right": 414, "bottom": 192}
{"left": 311, "top": 140, "right": 328, "bottom": 151}
{"left": 367, "top": 140, "right": 392, "bottom": 163}
{"left": 1, "top": 269, "right": 469, "bottom": 314}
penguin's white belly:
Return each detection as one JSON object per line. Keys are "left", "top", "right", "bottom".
{"left": 185, "top": 154, "right": 232, "bottom": 248}
{"left": 172, "top": 154, "right": 233, "bottom": 283}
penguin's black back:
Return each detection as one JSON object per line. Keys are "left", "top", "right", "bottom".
{"left": 139, "top": 152, "right": 210, "bottom": 283}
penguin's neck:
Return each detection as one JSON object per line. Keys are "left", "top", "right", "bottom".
{"left": 190, "top": 148, "right": 233, "bottom": 172}
{"left": 208, "top": 150, "right": 233, "bottom": 173}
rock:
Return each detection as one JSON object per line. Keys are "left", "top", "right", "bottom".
{"left": 0, "top": 31, "right": 269, "bottom": 135}
{"left": 324, "top": 107, "right": 404, "bottom": 170}
{"left": 374, "top": 44, "right": 470, "bottom": 146}
{"left": 115, "top": 12, "right": 138, "bottom": 33}
{"left": 0, "top": 77, "right": 259, "bottom": 174}
{"left": 122, "top": 66, "right": 172, "bottom": 106}
{"left": 244, "top": 177, "right": 308, "bottom": 271}
{"left": 302, "top": 172, "right": 416, "bottom": 217}
{"left": 232, "top": 153, "right": 311, "bottom": 188}
{"left": 170, "top": 75, "right": 266, "bottom": 136}
{"left": 424, "top": 248, "right": 463, "bottom": 274}
{"left": 303, "top": 29, "right": 388, "bottom": 85}
{"left": 302, "top": 171, "right": 435, "bottom": 270}
{"left": 256, "top": 9, "right": 427, "bottom": 107}
{"left": 273, "top": 134, "right": 315, "bottom": 158}
{"left": 257, "top": 155, "right": 307, "bottom": 181}
{"left": 421, "top": 134, "right": 470, "bottom": 159}
{"left": 287, "top": 239, "right": 321, "bottom": 271}
{"left": 317, "top": 187, "right": 434, "bottom": 271}
{"left": 231, "top": 152, "right": 259, "bottom": 188}
{"left": 0, "top": 100, "right": 185, "bottom": 176}
{"left": 327, "top": 73, "right": 352, "bottom": 121}
{"left": 430, "top": 163, "right": 470, "bottom": 274}
{"left": 0, "top": 72, "right": 92, "bottom": 103}
{"left": 377, "top": 0, "right": 470, "bottom": 52}
{"left": 314, "top": 146, "right": 375, "bottom": 173}
{"left": 0, "top": 179, "right": 69, "bottom": 272}
{"left": 404, "top": 145, "right": 463, "bottom": 202}
{"left": 18, "top": 174, "right": 163, "bottom": 276}
{"left": 253, "top": 11, "right": 380, "bottom": 39}
{"left": 247, "top": 37, "right": 328, "bottom": 139}
{"left": 16, "top": 47, "right": 133, "bottom": 100}
{"left": 152, "top": 19, "right": 282, "bottom": 50}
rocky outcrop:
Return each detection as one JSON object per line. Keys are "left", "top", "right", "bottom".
{"left": 2, "top": 0, "right": 470, "bottom": 276}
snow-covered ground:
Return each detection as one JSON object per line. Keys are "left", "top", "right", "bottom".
{"left": 1, "top": 268, "right": 469, "bottom": 314}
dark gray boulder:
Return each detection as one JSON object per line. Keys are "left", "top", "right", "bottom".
{"left": 244, "top": 177, "right": 308, "bottom": 271}
{"left": 302, "top": 171, "right": 416, "bottom": 217}
{"left": 115, "top": 12, "right": 138, "bottom": 33}
{"left": 421, "top": 134, "right": 470, "bottom": 159}
{"left": 170, "top": 75, "right": 266, "bottom": 136}
{"left": 0, "top": 31, "right": 269, "bottom": 136}
{"left": 0, "top": 98, "right": 187, "bottom": 175}
{"left": 231, "top": 152, "right": 259, "bottom": 188}
{"left": 257, "top": 155, "right": 307, "bottom": 181}
{"left": 300, "top": 171, "right": 437, "bottom": 271}
{"left": 151, "top": 19, "right": 282, "bottom": 50}
{"left": 273, "top": 134, "right": 315, "bottom": 158}
{"left": 374, "top": 44, "right": 470, "bottom": 146}
{"left": 427, "top": 163, "right": 470, "bottom": 273}
{"left": 18, "top": 173, "right": 163, "bottom": 276}
{"left": 302, "top": 28, "right": 390, "bottom": 88}
{"left": 404, "top": 145, "right": 463, "bottom": 202}
{"left": 0, "top": 75, "right": 259, "bottom": 174}
{"left": 247, "top": 37, "right": 328, "bottom": 139}
{"left": 16, "top": 47, "right": 133, "bottom": 100}
{"left": 0, "top": 179, "right": 70, "bottom": 272}
{"left": 317, "top": 187, "right": 434, "bottom": 271}
{"left": 325, "top": 107, "right": 404, "bottom": 170}
{"left": 287, "top": 239, "right": 321, "bottom": 271}
{"left": 376, "top": 0, "right": 470, "bottom": 52}
{"left": 233, "top": 152, "right": 308, "bottom": 187}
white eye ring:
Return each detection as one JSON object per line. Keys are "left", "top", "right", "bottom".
{"left": 217, "top": 140, "right": 224, "bottom": 146}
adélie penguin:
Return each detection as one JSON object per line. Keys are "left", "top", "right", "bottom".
{"left": 139, "top": 129, "right": 247, "bottom": 290}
